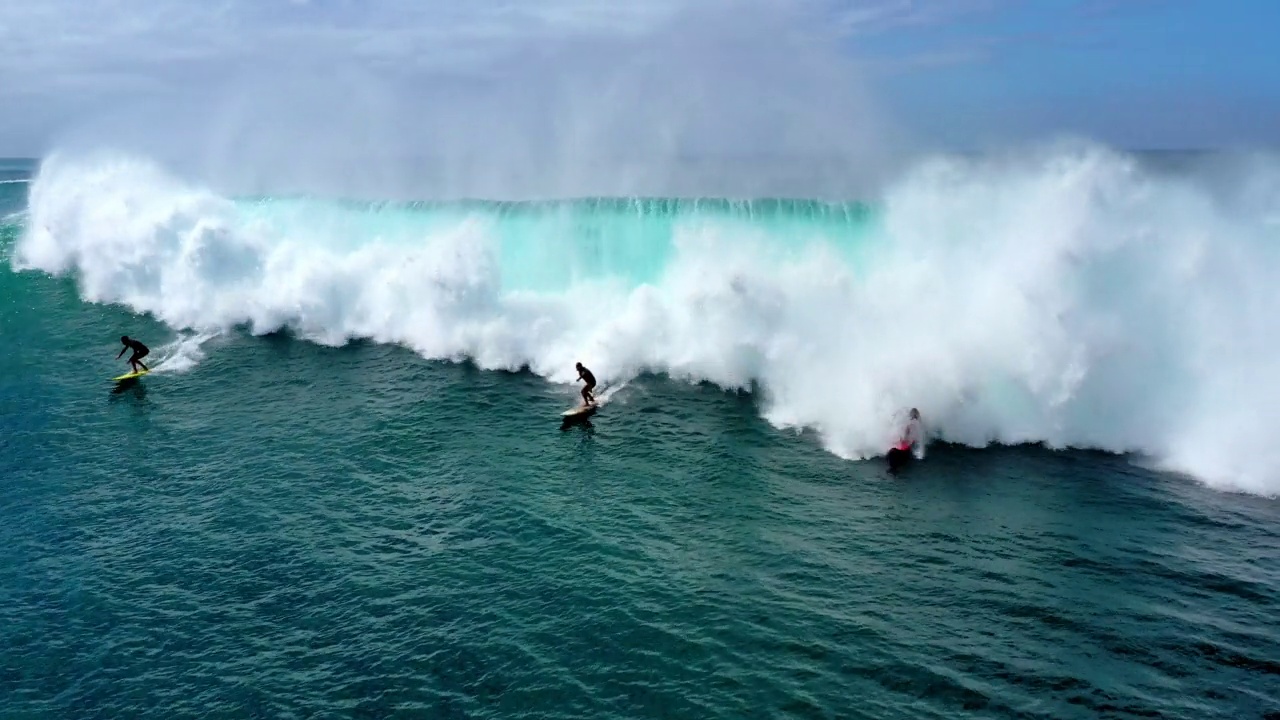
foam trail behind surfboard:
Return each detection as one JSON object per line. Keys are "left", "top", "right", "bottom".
{"left": 592, "top": 381, "right": 628, "bottom": 407}
{"left": 150, "top": 331, "right": 219, "bottom": 374}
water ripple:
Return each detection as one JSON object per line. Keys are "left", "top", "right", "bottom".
{"left": 1, "top": 342, "right": 1277, "bottom": 718}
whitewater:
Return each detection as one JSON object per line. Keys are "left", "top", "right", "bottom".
{"left": 11, "top": 143, "right": 1280, "bottom": 495}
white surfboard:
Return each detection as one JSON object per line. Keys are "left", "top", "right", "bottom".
{"left": 561, "top": 403, "right": 598, "bottom": 418}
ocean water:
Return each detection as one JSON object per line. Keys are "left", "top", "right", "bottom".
{"left": 2, "top": 149, "right": 1279, "bottom": 719}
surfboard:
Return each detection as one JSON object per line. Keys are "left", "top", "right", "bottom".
{"left": 561, "top": 403, "right": 598, "bottom": 418}
{"left": 111, "top": 369, "right": 151, "bottom": 382}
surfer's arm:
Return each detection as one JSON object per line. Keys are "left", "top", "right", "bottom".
{"left": 116, "top": 346, "right": 127, "bottom": 359}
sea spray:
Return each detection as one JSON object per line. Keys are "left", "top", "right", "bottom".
{"left": 12, "top": 144, "right": 1280, "bottom": 495}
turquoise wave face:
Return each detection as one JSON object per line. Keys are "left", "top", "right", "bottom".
{"left": 0, "top": 182, "right": 26, "bottom": 269}
{"left": 227, "top": 196, "right": 876, "bottom": 292}
{"left": 0, "top": 180, "right": 28, "bottom": 214}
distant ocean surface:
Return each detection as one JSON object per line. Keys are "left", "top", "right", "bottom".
{"left": 2, "top": 149, "right": 1278, "bottom": 719}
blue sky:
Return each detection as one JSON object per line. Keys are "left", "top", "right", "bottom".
{"left": 852, "top": 0, "right": 1280, "bottom": 148}
{"left": 0, "top": 0, "right": 1276, "bottom": 157}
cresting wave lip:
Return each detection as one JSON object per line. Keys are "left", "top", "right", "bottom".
{"left": 11, "top": 145, "right": 1280, "bottom": 496}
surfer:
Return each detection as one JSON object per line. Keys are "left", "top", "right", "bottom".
{"left": 575, "top": 362, "right": 596, "bottom": 406}
{"left": 899, "top": 408, "right": 923, "bottom": 452}
{"left": 887, "top": 408, "right": 924, "bottom": 473}
{"left": 116, "top": 336, "right": 150, "bottom": 374}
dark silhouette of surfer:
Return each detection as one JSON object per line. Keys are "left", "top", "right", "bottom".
{"left": 117, "top": 336, "right": 150, "bottom": 374}
{"left": 575, "top": 362, "right": 596, "bottom": 406}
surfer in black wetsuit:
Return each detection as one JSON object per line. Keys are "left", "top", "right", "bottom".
{"left": 117, "top": 336, "right": 150, "bottom": 374}
{"left": 575, "top": 362, "right": 596, "bottom": 406}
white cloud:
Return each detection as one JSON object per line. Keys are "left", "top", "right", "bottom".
{"left": 0, "top": 0, "right": 689, "bottom": 93}
{"left": 2, "top": 1, "right": 923, "bottom": 196}
{"left": 1, "top": 1, "right": 981, "bottom": 113}
{"left": 835, "top": 0, "right": 998, "bottom": 34}
{"left": 0, "top": 2, "right": 690, "bottom": 155}
{"left": 0, "top": 1, "right": 1263, "bottom": 169}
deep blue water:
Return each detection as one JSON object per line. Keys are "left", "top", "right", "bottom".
{"left": 3, "top": 159, "right": 1280, "bottom": 719}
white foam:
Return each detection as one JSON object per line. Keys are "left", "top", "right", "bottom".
{"left": 13, "top": 145, "right": 1280, "bottom": 496}
{"left": 150, "top": 331, "right": 220, "bottom": 374}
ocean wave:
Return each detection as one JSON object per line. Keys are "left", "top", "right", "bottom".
{"left": 12, "top": 145, "right": 1280, "bottom": 495}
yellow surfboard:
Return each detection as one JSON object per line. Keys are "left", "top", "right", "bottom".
{"left": 111, "top": 369, "right": 151, "bottom": 382}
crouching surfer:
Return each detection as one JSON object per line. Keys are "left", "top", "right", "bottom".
{"left": 117, "top": 335, "right": 150, "bottom": 374}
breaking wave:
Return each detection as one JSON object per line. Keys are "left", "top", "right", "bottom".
{"left": 12, "top": 144, "right": 1280, "bottom": 495}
